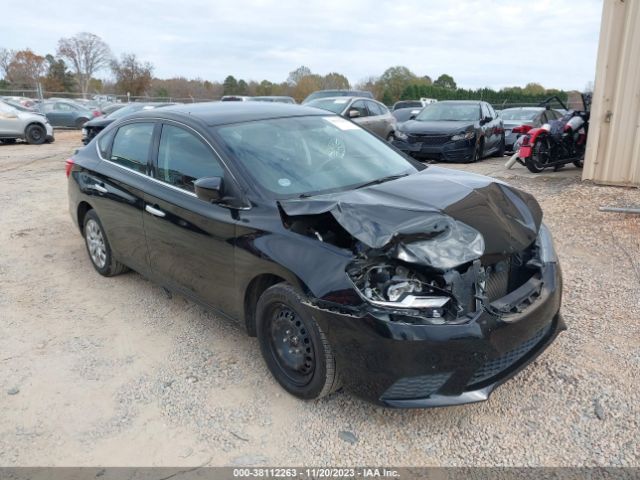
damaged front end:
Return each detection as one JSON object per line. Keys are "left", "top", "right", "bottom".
{"left": 278, "top": 176, "right": 552, "bottom": 325}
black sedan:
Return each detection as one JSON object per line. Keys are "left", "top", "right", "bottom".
{"left": 81, "top": 102, "right": 176, "bottom": 145}
{"left": 393, "top": 100, "right": 505, "bottom": 162}
{"left": 67, "top": 102, "right": 564, "bottom": 407}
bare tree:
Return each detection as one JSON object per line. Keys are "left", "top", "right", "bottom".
{"left": 57, "top": 33, "right": 111, "bottom": 98}
{"left": 0, "top": 48, "right": 14, "bottom": 81}
{"left": 111, "top": 53, "right": 153, "bottom": 97}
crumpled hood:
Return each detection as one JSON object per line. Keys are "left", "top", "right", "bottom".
{"left": 279, "top": 166, "right": 542, "bottom": 258}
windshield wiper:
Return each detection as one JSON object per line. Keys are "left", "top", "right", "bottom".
{"left": 354, "top": 173, "right": 409, "bottom": 190}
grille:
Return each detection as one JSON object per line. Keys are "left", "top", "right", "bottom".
{"left": 467, "top": 322, "right": 552, "bottom": 386}
{"left": 381, "top": 373, "right": 451, "bottom": 400}
{"left": 408, "top": 134, "right": 450, "bottom": 145}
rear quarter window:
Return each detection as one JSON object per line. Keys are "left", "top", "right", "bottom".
{"left": 109, "top": 123, "right": 155, "bottom": 173}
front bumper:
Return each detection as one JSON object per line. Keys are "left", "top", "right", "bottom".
{"left": 307, "top": 262, "right": 564, "bottom": 407}
{"left": 392, "top": 138, "right": 475, "bottom": 162}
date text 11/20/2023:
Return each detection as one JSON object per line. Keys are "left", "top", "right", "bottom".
{"left": 232, "top": 468, "right": 400, "bottom": 478}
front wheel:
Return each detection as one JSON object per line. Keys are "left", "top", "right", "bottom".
{"left": 25, "top": 124, "right": 46, "bottom": 145}
{"left": 470, "top": 138, "right": 484, "bottom": 163}
{"left": 256, "top": 283, "right": 340, "bottom": 400}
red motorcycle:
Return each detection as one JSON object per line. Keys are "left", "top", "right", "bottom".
{"left": 512, "top": 94, "right": 590, "bottom": 173}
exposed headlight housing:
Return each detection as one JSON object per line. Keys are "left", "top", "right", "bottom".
{"left": 394, "top": 129, "right": 408, "bottom": 141}
{"left": 451, "top": 130, "right": 475, "bottom": 141}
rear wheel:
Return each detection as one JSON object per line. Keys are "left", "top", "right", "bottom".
{"left": 25, "top": 124, "right": 46, "bottom": 145}
{"left": 525, "top": 137, "right": 551, "bottom": 173}
{"left": 497, "top": 134, "right": 505, "bottom": 156}
{"left": 256, "top": 283, "right": 340, "bottom": 400}
{"left": 83, "top": 210, "right": 128, "bottom": 276}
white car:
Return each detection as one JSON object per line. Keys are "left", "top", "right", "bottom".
{"left": 0, "top": 100, "right": 54, "bottom": 144}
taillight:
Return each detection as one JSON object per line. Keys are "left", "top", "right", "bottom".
{"left": 512, "top": 125, "right": 533, "bottom": 134}
{"left": 65, "top": 158, "right": 74, "bottom": 178}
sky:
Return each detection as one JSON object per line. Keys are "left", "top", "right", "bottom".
{"left": 1, "top": 0, "right": 603, "bottom": 91}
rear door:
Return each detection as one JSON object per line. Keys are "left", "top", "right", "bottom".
{"left": 86, "top": 121, "right": 156, "bottom": 273}
{"left": 364, "top": 100, "right": 388, "bottom": 137}
{"left": 143, "top": 121, "right": 238, "bottom": 315}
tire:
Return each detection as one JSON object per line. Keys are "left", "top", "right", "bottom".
{"left": 256, "top": 283, "right": 340, "bottom": 400}
{"left": 471, "top": 138, "right": 484, "bottom": 163}
{"left": 497, "top": 135, "right": 505, "bottom": 157}
{"left": 386, "top": 132, "right": 395, "bottom": 142}
{"left": 83, "top": 210, "right": 128, "bottom": 277}
{"left": 24, "top": 124, "right": 46, "bottom": 145}
{"left": 75, "top": 118, "right": 89, "bottom": 128}
{"left": 1, "top": 138, "right": 17, "bottom": 144}
{"left": 525, "top": 137, "right": 550, "bottom": 173}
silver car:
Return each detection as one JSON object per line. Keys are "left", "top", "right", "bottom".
{"left": 306, "top": 96, "right": 397, "bottom": 141}
{"left": 501, "top": 107, "right": 564, "bottom": 152}
{"left": 0, "top": 100, "right": 54, "bottom": 144}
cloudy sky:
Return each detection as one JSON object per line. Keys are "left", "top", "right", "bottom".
{"left": 2, "top": 0, "right": 603, "bottom": 90}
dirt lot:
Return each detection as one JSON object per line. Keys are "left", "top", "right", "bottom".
{"left": 1, "top": 130, "right": 639, "bottom": 467}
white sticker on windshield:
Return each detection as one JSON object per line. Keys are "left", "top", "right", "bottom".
{"left": 333, "top": 99, "right": 348, "bottom": 104}
{"left": 278, "top": 178, "right": 291, "bottom": 187}
{"left": 323, "top": 116, "right": 359, "bottom": 130}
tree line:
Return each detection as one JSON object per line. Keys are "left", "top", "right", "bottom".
{"left": 1, "top": 33, "right": 569, "bottom": 105}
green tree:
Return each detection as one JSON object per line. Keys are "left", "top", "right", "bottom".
{"left": 433, "top": 74, "right": 456, "bottom": 89}
{"left": 237, "top": 79, "right": 248, "bottom": 95}
{"left": 223, "top": 75, "right": 238, "bottom": 95}
{"left": 41, "top": 54, "right": 75, "bottom": 92}
{"left": 523, "top": 82, "right": 545, "bottom": 95}
{"left": 256, "top": 80, "right": 274, "bottom": 96}
{"left": 376, "top": 66, "right": 418, "bottom": 103}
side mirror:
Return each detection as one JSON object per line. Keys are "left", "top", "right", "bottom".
{"left": 409, "top": 113, "right": 417, "bottom": 120}
{"left": 347, "top": 109, "right": 360, "bottom": 118}
{"left": 194, "top": 176, "right": 223, "bottom": 203}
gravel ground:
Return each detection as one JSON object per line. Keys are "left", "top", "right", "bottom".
{"left": 0, "top": 131, "right": 639, "bottom": 466}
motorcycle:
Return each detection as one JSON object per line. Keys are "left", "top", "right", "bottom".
{"left": 506, "top": 94, "right": 591, "bottom": 173}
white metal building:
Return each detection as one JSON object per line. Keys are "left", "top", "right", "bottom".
{"left": 583, "top": 0, "right": 640, "bottom": 187}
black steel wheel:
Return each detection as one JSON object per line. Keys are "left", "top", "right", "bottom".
{"left": 25, "top": 124, "right": 46, "bottom": 145}
{"left": 256, "top": 283, "right": 340, "bottom": 400}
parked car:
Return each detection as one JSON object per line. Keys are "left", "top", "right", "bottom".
{"left": 302, "top": 89, "right": 374, "bottom": 104}
{"left": 306, "top": 96, "right": 396, "bottom": 140}
{"left": 501, "top": 107, "right": 564, "bottom": 152}
{"left": 392, "top": 100, "right": 424, "bottom": 110}
{"left": 250, "top": 96, "right": 296, "bottom": 104}
{"left": 393, "top": 100, "right": 505, "bottom": 162}
{"left": 67, "top": 102, "right": 563, "bottom": 407}
{"left": 100, "top": 103, "right": 126, "bottom": 117}
{"left": 82, "top": 102, "right": 176, "bottom": 145}
{"left": 1, "top": 96, "right": 38, "bottom": 109}
{"left": 0, "top": 100, "right": 54, "bottom": 144}
{"left": 220, "top": 96, "right": 252, "bottom": 102}
{"left": 392, "top": 106, "right": 423, "bottom": 124}
{"left": 40, "top": 100, "right": 94, "bottom": 128}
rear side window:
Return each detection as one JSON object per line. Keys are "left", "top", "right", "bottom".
{"left": 366, "top": 101, "right": 387, "bottom": 116}
{"left": 97, "top": 129, "right": 115, "bottom": 158}
{"left": 157, "top": 124, "right": 224, "bottom": 192}
{"left": 110, "top": 122, "right": 155, "bottom": 173}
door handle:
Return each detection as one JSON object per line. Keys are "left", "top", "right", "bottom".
{"left": 93, "top": 183, "right": 108, "bottom": 193}
{"left": 145, "top": 204, "right": 166, "bottom": 218}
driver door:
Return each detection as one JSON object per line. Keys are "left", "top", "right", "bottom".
{"left": 143, "top": 122, "right": 239, "bottom": 315}
{"left": 347, "top": 100, "right": 372, "bottom": 131}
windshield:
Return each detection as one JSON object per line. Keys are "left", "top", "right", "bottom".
{"left": 416, "top": 103, "right": 480, "bottom": 122}
{"left": 306, "top": 98, "right": 350, "bottom": 114}
{"left": 213, "top": 116, "right": 417, "bottom": 198}
{"left": 500, "top": 109, "right": 540, "bottom": 121}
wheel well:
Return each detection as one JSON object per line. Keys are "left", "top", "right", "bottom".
{"left": 25, "top": 121, "right": 46, "bottom": 133}
{"left": 77, "top": 202, "right": 93, "bottom": 232}
{"left": 244, "top": 274, "right": 286, "bottom": 337}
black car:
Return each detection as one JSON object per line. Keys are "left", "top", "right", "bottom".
{"left": 67, "top": 102, "right": 564, "bottom": 407}
{"left": 392, "top": 106, "right": 423, "bottom": 124}
{"left": 393, "top": 101, "right": 505, "bottom": 162}
{"left": 81, "top": 103, "right": 175, "bottom": 145}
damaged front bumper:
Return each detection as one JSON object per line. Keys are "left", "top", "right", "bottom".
{"left": 306, "top": 261, "right": 564, "bottom": 408}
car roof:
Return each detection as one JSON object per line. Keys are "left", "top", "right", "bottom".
{"left": 436, "top": 100, "right": 482, "bottom": 104}
{"left": 134, "top": 101, "right": 331, "bottom": 126}
{"left": 502, "top": 106, "right": 544, "bottom": 111}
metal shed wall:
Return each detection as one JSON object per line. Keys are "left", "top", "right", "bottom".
{"left": 583, "top": 0, "right": 640, "bottom": 187}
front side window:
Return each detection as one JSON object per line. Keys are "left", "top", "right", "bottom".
{"left": 110, "top": 122, "right": 155, "bottom": 173}
{"left": 157, "top": 124, "right": 224, "bottom": 192}
{"left": 213, "top": 115, "right": 418, "bottom": 198}
{"left": 366, "top": 101, "right": 386, "bottom": 116}
{"left": 350, "top": 100, "right": 369, "bottom": 117}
